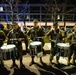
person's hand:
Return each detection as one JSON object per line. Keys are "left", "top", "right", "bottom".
{"left": 18, "top": 38, "right": 22, "bottom": 41}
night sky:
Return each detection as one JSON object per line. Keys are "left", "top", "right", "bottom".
{"left": 21, "top": 0, "right": 44, "bottom": 4}
{"left": 0, "top": 0, "right": 76, "bottom": 5}
{"left": 21, "top": 0, "right": 76, "bottom": 5}
{"left": 0, "top": 0, "right": 44, "bottom": 4}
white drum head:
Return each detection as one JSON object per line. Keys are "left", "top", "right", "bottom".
{"left": 1, "top": 44, "right": 15, "bottom": 50}
{"left": 30, "top": 41, "right": 41, "bottom": 46}
{"left": 57, "top": 43, "right": 70, "bottom": 47}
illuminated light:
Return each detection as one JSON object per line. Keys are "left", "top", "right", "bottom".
{"left": 57, "top": 15, "right": 60, "bottom": 19}
{"left": 0, "top": 7, "right": 3, "bottom": 11}
{"left": 26, "top": 15, "right": 30, "bottom": 19}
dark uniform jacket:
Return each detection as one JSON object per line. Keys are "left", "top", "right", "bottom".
{"left": 66, "top": 32, "right": 76, "bottom": 44}
{"left": 7, "top": 28, "right": 25, "bottom": 48}
{"left": 28, "top": 26, "right": 45, "bottom": 41}
{"left": 0, "top": 30, "right": 6, "bottom": 47}
{"left": 46, "top": 28, "right": 64, "bottom": 43}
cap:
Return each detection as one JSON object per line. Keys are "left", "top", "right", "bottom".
{"left": 53, "top": 21, "right": 58, "bottom": 26}
{"left": 33, "top": 19, "right": 38, "bottom": 23}
{"left": 13, "top": 22, "right": 18, "bottom": 26}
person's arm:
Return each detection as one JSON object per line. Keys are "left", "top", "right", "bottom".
{"left": 66, "top": 33, "right": 72, "bottom": 43}
{"left": 1, "top": 30, "right": 6, "bottom": 41}
{"left": 45, "top": 28, "right": 52, "bottom": 36}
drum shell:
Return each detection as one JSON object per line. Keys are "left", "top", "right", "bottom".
{"left": 57, "top": 43, "right": 70, "bottom": 57}
{"left": 29, "top": 41, "right": 43, "bottom": 57}
{"left": 0, "top": 45, "right": 16, "bottom": 60}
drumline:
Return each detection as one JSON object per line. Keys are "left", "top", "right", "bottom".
{"left": 0, "top": 41, "right": 71, "bottom": 59}
{"left": 0, "top": 38, "right": 72, "bottom": 64}
{"left": 0, "top": 40, "right": 43, "bottom": 60}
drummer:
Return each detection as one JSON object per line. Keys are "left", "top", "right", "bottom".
{"left": 66, "top": 27, "right": 76, "bottom": 65}
{"left": 7, "top": 22, "right": 25, "bottom": 68}
{"left": 46, "top": 21, "right": 65, "bottom": 65}
{"left": 0, "top": 24, "right": 6, "bottom": 66}
{"left": 28, "top": 19, "right": 45, "bottom": 66}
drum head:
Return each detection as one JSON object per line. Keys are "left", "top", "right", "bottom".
{"left": 30, "top": 41, "right": 41, "bottom": 46}
{"left": 57, "top": 43, "right": 70, "bottom": 47}
{"left": 1, "top": 44, "right": 15, "bottom": 50}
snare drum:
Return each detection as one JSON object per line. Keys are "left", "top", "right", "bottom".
{"left": 57, "top": 43, "right": 70, "bottom": 57}
{"left": 1, "top": 44, "right": 16, "bottom": 60}
{"left": 29, "top": 41, "right": 43, "bottom": 57}
{"left": 57, "top": 43, "right": 70, "bottom": 50}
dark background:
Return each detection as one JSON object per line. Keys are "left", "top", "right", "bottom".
{"left": 0, "top": 0, "right": 76, "bottom": 5}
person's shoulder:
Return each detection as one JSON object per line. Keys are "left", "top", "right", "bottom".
{"left": 48, "top": 28, "right": 53, "bottom": 33}
{"left": 0, "top": 30, "right": 5, "bottom": 34}
{"left": 67, "top": 32, "right": 73, "bottom": 37}
{"left": 0, "top": 30, "right": 3, "bottom": 32}
{"left": 29, "top": 27, "right": 34, "bottom": 30}
{"left": 40, "top": 26, "right": 44, "bottom": 28}
{"left": 31, "top": 27, "right": 34, "bottom": 29}
{"left": 39, "top": 26, "right": 44, "bottom": 30}
{"left": 8, "top": 29, "right": 13, "bottom": 33}
{"left": 50, "top": 28, "right": 54, "bottom": 31}
{"left": 59, "top": 28, "right": 64, "bottom": 32}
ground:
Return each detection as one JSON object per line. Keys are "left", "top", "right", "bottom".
{"left": 0, "top": 43, "right": 76, "bottom": 75}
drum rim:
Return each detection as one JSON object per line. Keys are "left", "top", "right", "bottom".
{"left": 30, "top": 41, "right": 42, "bottom": 45}
{"left": 57, "top": 43, "right": 70, "bottom": 47}
{"left": 1, "top": 44, "right": 16, "bottom": 50}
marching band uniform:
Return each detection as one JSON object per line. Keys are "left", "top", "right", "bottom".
{"left": 0, "top": 24, "right": 6, "bottom": 66}
{"left": 28, "top": 19, "right": 45, "bottom": 66}
{"left": 46, "top": 22, "right": 64, "bottom": 65}
{"left": 66, "top": 27, "right": 76, "bottom": 65}
{"left": 7, "top": 22, "right": 25, "bottom": 68}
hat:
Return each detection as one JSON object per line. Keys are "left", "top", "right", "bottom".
{"left": 53, "top": 21, "right": 58, "bottom": 26}
{"left": 33, "top": 19, "right": 38, "bottom": 23}
{"left": 13, "top": 22, "right": 18, "bottom": 26}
